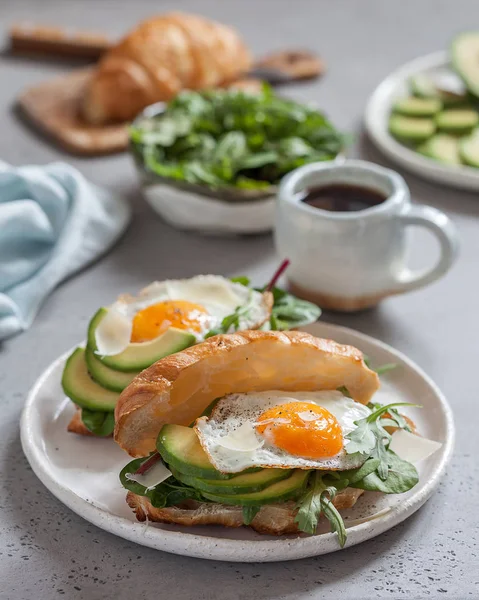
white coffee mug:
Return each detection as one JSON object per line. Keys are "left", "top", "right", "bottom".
{"left": 275, "top": 160, "right": 459, "bottom": 311}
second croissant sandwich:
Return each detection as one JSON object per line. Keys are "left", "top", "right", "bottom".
{"left": 82, "top": 12, "right": 252, "bottom": 124}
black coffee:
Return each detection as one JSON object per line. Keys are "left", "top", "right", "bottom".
{"left": 300, "top": 184, "right": 387, "bottom": 212}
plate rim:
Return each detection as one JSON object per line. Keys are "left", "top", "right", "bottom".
{"left": 20, "top": 322, "right": 455, "bottom": 562}
{"left": 364, "top": 50, "right": 479, "bottom": 191}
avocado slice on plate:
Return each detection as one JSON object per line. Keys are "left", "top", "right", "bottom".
{"left": 201, "top": 470, "right": 309, "bottom": 506}
{"left": 410, "top": 74, "right": 438, "bottom": 98}
{"left": 87, "top": 308, "right": 196, "bottom": 372}
{"left": 85, "top": 347, "right": 140, "bottom": 392}
{"left": 410, "top": 73, "right": 467, "bottom": 106}
{"left": 170, "top": 465, "right": 292, "bottom": 495}
{"left": 451, "top": 31, "right": 479, "bottom": 98}
{"left": 389, "top": 114, "right": 436, "bottom": 143}
{"left": 61, "top": 347, "right": 119, "bottom": 411}
{"left": 460, "top": 129, "right": 479, "bottom": 167}
{"left": 393, "top": 96, "right": 442, "bottom": 117}
{"left": 418, "top": 134, "right": 462, "bottom": 165}
{"left": 435, "top": 108, "right": 479, "bottom": 134}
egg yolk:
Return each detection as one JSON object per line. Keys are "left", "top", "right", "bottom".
{"left": 255, "top": 401, "right": 343, "bottom": 459}
{"left": 130, "top": 300, "right": 209, "bottom": 342}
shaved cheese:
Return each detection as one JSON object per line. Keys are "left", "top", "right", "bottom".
{"left": 389, "top": 429, "right": 442, "bottom": 463}
{"left": 95, "top": 307, "right": 132, "bottom": 356}
{"left": 216, "top": 422, "right": 264, "bottom": 452}
{"left": 125, "top": 461, "right": 172, "bottom": 491}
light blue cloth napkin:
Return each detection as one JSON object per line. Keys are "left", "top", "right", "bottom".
{"left": 0, "top": 161, "right": 131, "bottom": 340}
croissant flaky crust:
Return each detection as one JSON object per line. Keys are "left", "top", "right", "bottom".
{"left": 114, "top": 330, "right": 380, "bottom": 457}
{"left": 82, "top": 12, "right": 252, "bottom": 124}
{"left": 126, "top": 489, "right": 364, "bottom": 535}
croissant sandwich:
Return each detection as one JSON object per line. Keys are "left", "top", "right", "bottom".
{"left": 114, "top": 330, "right": 439, "bottom": 544}
{"left": 82, "top": 12, "right": 252, "bottom": 124}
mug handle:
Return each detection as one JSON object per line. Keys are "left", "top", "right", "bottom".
{"left": 394, "top": 204, "right": 459, "bottom": 292}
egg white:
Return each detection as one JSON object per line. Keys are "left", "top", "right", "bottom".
{"left": 194, "top": 390, "right": 371, "bottom": 473}
{"left": 94, "top": 275, "right": 270, "bottom": 356}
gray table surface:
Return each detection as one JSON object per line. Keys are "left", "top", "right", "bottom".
{"left": 1, "top": 0, "right": 478, "bottom": 598}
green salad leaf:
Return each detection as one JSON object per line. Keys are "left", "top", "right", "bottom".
{"left": 267, "top": 286, "right": 321, "bottom": 330}
{"left": 120, "top": 457, "right": 207, "bottom": 508}
{"left": 352, "top": 450, "right": 419, "bottom": 494}
{"left": 130, "top": 87, "right": 345, "bottom": 189}
{"left": 81, "top": 409, "right": 115, "bottom": 437}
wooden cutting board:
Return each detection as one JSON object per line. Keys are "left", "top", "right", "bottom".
{"left": 17, "top": 68, "right": 130, "bottom": 155}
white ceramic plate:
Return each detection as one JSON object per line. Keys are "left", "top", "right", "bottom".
{"left": 20, "top": 322, "right": 454, "bottom": 562}
{"left": 365, "top": 50, "right": 479, "bottom": 191}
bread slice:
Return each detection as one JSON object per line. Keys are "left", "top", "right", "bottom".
{"left": 114, "top": 330, "right": 379, "bottom": 457}
{"left": 126, "top": 488, "right": 364, "bottom": 535}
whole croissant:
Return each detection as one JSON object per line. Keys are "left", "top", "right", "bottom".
{"left": 82, "top": 13, "right": 252, "bottom": 124}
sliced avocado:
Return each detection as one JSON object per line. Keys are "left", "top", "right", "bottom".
{"left": 393, "top": 96, "right": 442, "bottom": 117}
{"left": 87, "top": 307, "right": 196, "bottom": 372}
{"left": 451, "top": 31, "right": 479, "bottom": 98}
{"left": 157, "top": 424, "right": 234, "bottom": 480}
{"left": 201, "top": 470, "right": 309, "bottom": 506}
{"left": 61, "top": 347, "right": 119, "bottom": 411}
{"left": 417, "top": 134, "right": 461, "bottom": 165}
{"left": 410, "top": 74, "right": 437, "bottom": 98}
{"left": 410, "top": 73, "right": 467, "bottom": 106}
{"left": 435, "top": 109, "right": 479, "bottom": 134}
{"left": 170, "top": 466, "right": 292, "bottom": 495}
{"left": 85, "top": 347, "right": 140, "bottom": 392}
{"left": 389, "top": 115, "right": 436, "bottom": 143}
{"left": 460, "top": 129, "right": 479, "bottom": 167}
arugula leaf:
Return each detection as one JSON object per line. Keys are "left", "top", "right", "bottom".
{"left": 320, "top": 493, "right": 347, "bottom": 548}
{"left": 352, "top": 450, "right": 419, "bottom": 494}
{"left": 295, "top": 472, "right": 327, "bottom": 535}
{"left": 368, "top": 402, "right": 413, "bottom": 433}
{"left": 364, "top": 356, "right": 398, "bottom": 376}
{"left": 295, "top": 472, "right": 346, "bottom": 546}
{"left": 345, "top": 402, "right": 419, "bottom": 483}
{"left": 130, "top": 87, "right": 345, "bottom": 190}
{"left": 336, "top": 386, "right": 352, "bottom": 398}
{"left": 344, "top": 419, "right": 377, "bottom": 456}
{"left": 81, "top": 409, "right": 115, "bottom": 437}
{"left": 205, "top": 292, "right": 256, "bottom": 338}
{"left": 374, "top": 363, "right": 398, "bottom": 376}
{"left": 242, "top": 505, "right": 261, "bottom": 525}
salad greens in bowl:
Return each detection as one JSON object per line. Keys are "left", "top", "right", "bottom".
{"left": 129, "top": 86, "right": 346, "bottom": 233}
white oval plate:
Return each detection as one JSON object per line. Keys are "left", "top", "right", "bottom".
{"left": 365, "top": 50, "right": 479, "bottom": 191}
{"left": 20, "top": 322, "right": 454, "bottom": 562}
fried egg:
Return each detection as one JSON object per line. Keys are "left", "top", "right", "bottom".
{"left": 194, "top": 390, "right": 371, "bottom": 473}
{"left": 94, "top": 275, "right": 270, "bottom": 356}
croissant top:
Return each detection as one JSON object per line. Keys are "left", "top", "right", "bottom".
{"left": 82, "top": 12, "right": 252, "bottom": 124}
{"left": 114, "top": 330, "right": 380, "bottom": 457}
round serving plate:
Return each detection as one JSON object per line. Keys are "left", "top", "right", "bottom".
{"left": 365, "top": 50, "right": 479, "bottom": 191}
{"left": 20, "top": 322, "right": 454, "bottom": 562}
